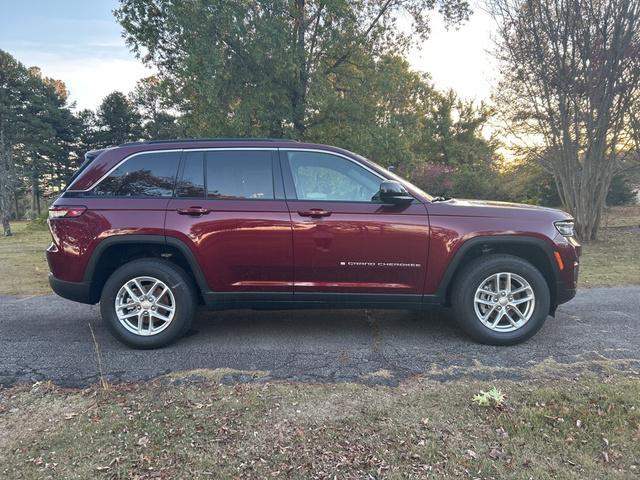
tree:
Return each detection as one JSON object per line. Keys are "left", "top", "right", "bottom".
{"left": 115, "top": 0, "right": 471, "bottom": 140}
{"left": 0, "top": 126, "right": 15, "bottom": 235}
{"left": 424, "top": 90, "right": 496, "bottom": 167}
{"left": 305, "top": 54, "right": 438, "bottom": 168}
{"left": 94, "top": 91, "right": 142, "bottom": 147}
{"left": 130, "top": 76, "right": 184, "bottom": 139}
{"left": 489, "top": 0, "right": 640, "bottom": 239}
{"left": 1, "top": 50, "right": 81, "bottom": 223}
{"left": 0, "top": 51, "right": 25, "bottom": 234}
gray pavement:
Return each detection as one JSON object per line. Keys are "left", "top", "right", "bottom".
{"left": 0, "top": 287, "right": 638, "bottom": 387}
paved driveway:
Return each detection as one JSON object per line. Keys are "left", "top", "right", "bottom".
{"left": 1, "top": 287, "right": 638, "bottom": 387}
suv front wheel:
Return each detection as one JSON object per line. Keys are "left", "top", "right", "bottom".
{"left": 451, "top": 254, "right": 551, "bottom": 345}
{"left": 100, "top": 258, "right": 197, "bottom": 349}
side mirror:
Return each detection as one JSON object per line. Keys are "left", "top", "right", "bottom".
{"left": 377, "top": 180, "right": 413, "bottom": 205}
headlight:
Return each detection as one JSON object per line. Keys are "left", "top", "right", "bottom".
{"left": 554, "top": 220, "right": 575, "bottom": 237}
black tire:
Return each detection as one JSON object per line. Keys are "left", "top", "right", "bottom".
{"left": 100, "top": 258, "right": 197, "bottom": 349}
{"left": 451, "top": 254, "right": 550, "bottom": 345}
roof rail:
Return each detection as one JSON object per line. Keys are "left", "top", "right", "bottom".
{"left": 119, "top": 137, "right": 299, "bottom": 147}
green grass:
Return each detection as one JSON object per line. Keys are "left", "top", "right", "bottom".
{"left": 0, "top": 206, "right": 638, "bottom": 296}
{"left": 580, "top": 227, "right": 640, "bottom": 287}
{"left": 578, "top": 205, "right": 640, "bottom": 287}
{"left": 1, "top": 371, "right": 639, "bottom": 479}
{"left": 0, "top": 221, "right": 51, "bottom": 296}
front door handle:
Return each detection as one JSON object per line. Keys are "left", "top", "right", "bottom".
{"left": 298, "top": 208, "right": 332, "bottom": 218}
{"left": 177, "top": 206, "right": 211, "bottom": 216}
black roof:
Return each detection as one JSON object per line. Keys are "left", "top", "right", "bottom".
{"left": 119, "top": 137, "right": 299, "bottom": 147}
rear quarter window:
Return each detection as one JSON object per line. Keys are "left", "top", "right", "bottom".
{"left": 92, "top": 151, "right": 180, "bottom": 197}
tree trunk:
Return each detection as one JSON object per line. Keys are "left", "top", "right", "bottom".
{"left": 0, "top": 125, "right": 12, "bottom": 235}
{"left": 31, "top": 176, "right": 38, "bottom": 221}
{"left": 2, "top": 216, "right": 11, "bottom": 236}
{"left": 291, "top": 0, "right": 307, "bottom": 139}
{"left": 14, "top": 192, "right": 19, "bottom": 220}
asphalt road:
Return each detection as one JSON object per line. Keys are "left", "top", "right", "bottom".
{"left": 1, "top": 287, "right": 639, "bottom": 387}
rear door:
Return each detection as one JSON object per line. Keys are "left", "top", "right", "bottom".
{"left": 165, "top": 148, "right": 293, "bottom": 298}
{"left": 281, "top": 149, "right": 430, "bottom": 299}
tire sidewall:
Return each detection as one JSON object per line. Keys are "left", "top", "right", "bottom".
{"left": 100, "top": 259, "right": 196, "bottom": 349}
{"left": 453, "top": 255, "right": 551, "bottom": 345}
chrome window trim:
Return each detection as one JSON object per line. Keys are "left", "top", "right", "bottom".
{"left": 67, "top": 147, "right": 279, "bottom": 193}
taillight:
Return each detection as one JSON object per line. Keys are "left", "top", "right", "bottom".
{"left": 48, "top": 206, "right": 87, "bottom": 219}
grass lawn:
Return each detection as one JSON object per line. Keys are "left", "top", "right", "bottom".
{"left": 1, "top": 206, "right": 638, "bottom": 296}
{"left": 1, "top": 370, "right": 639, "bottom": 479}
{"left": 0, "top": 221, "right": 52, "bottom": 296}
{"left": 579, "top": 205, "right": 640, "bottom": 287}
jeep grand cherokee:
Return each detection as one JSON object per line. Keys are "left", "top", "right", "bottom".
{"left": 47, "top": 139, "right": 580, "bottom": 348}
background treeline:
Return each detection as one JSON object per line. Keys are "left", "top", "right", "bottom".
{"left": 1, "top": 0, "right": 638, "bottom": 238}
{"left": 2, "top": 47, "right": 633, "bottom": 221}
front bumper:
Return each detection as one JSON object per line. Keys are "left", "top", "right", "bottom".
{"left": 48, "top": 273, "right": 95, "bottom": 304}
{"left": 556, "top": 284, "right": 577, "bottom": 304}
{"left": 552, "top": 234, "right": 580, "bottom": 309}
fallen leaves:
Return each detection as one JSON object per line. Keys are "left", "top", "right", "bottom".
{"left": 137, "top": 436, "right": 150, "bottom": 447}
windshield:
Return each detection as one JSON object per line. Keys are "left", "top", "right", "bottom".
{"left": 353, "top": 153, "right": 434, "bottom": 202}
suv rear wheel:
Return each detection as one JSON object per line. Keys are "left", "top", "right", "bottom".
{"left": 100, "top": 258, "right": 196, "bottom": 349}
{"left": 451, "top": 254, "right": 550, "bottom": 345}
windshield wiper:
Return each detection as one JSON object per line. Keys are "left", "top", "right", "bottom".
{"left": 431, "top": 196, "right": 451, "bottom": 202}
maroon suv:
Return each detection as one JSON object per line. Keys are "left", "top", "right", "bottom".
{"left": 47, "top": 139, "right": 580, "bottom": 348}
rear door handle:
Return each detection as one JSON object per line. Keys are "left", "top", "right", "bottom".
{"left": 177, "top": 206, "right": 211, "bottom": 216}
{"left": 298, "top": 208, "right": 332, "bottom": 218}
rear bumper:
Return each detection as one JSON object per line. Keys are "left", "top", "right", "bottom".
{"left": 48, "top": 273, "right": 95, "bottom": 304}
{"left": 556, "top": 284, "right": 577, "bottom": 305}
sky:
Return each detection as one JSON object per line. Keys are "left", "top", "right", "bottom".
{"left": 0, "top": 0, "right": 497, "bottom": 110}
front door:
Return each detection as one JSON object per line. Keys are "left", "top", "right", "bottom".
{"left": 281, "top": 149, "right": 430, "bottom": 299}
{"left": 165, "top": 149, "right": 293, "bottom": 298}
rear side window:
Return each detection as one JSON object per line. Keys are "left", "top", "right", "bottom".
{"left": 92, "top": 152, "right": 180, "bottom": 197}
{"left": 205, "top": 150, "right": 274, "bottom": 200}
{"left": 176, "top": 152, "right": 205, "bottom": 198}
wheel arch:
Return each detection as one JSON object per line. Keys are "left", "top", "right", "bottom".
{"left": 83, "top": 235, "right": 209, "bottom": 304}
{"left": 438, "top": 236, "right": 561, "bottom": 310}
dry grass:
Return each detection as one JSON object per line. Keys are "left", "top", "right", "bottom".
{"left": 1, "top": 371, "right": 639, "bottom": 479}
{"left": 0, "top": 206, "right": 638, "bottom": 297}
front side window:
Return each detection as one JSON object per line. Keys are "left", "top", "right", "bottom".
{"left": 285, "top": 151, "right": 381, "bottom": 202}
{"left": 206, "top": 150, "right": 274, "bottom": 200}
{"left": 92, "top": 152, "right": 180, "bottom": 197}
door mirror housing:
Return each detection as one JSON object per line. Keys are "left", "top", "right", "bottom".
{"left": 377, "top": 180, "right": 414, "bottom": 205}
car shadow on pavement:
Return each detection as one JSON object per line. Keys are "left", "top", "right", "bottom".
{"left": 185, "top": 306, "right": 463, "bottom": 347}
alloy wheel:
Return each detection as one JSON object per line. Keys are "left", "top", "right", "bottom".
{"left": 473, "top": 272, "right": 535, "bottom": 332}
{"left": 115, "top": 276, "right": 176, "bottom": 336}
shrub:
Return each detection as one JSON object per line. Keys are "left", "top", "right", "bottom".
{"left": 607, "top": 174, "right": 636, "bottom": 206}
{"left": 450, "top": 164, "right": 499, "bottom": 199}
{"left": 410, "top": 163, "right": 455, "bottom": 197}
